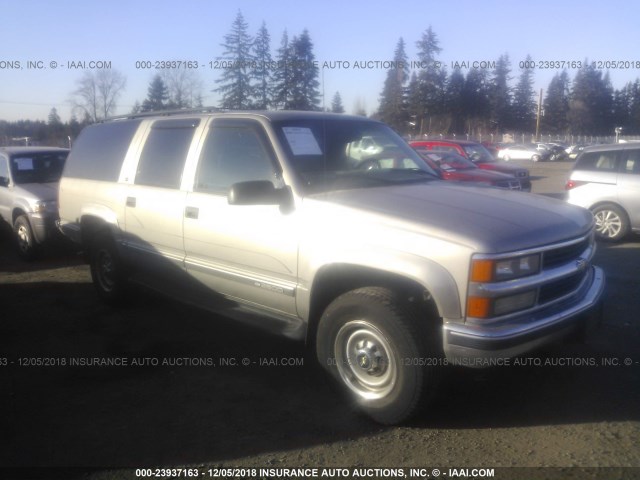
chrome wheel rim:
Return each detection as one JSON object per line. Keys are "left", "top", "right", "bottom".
{"left": 96, "top": 249, "right": 116, "bottom": 292}
{"left": 16, "top": 224, "right": 31, "bottom": 253}
{"left": 595, "top": 210, "right": 622, "bottom": 238}
{"left": 334, "top": 320, "right": 397, "bottom": 400}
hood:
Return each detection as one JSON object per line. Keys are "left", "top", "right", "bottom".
{"left": 310, "top": 182, "right": 593, "bottom": 253}
{"left": 15, "top": 182, "right": 59, "bottom": 202}
{"left": 478, "top": 161, "right": 527, "bottom": 174}
{"left": 444, "top": 168, "right": 515, "bottom": 182}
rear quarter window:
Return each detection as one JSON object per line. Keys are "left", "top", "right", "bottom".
{"left": 64, "top": 120, "right": 142, "bottom": 181}
{"left": 575, "top": 150, "right": 620, "bottom": 172}
{"left": 623, "top": 149, "right": 640, "bottom": 174}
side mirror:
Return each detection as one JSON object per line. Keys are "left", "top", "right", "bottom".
{"left": 228, "top": 180, "right": 290, "bottom": 206}
{"left": 0, "top": 176, "right": 9, "bottom": 187}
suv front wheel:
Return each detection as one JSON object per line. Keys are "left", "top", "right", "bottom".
{"left": 13, "top": 214, "right": 38, "bottom": 261}
{"left": 316, "top": 287, "right": 440, "bottom": 424}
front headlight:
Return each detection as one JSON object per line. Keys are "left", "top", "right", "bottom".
{"left": 33, "top": 200, "right": 57, "bottom": 214}
{"left": 467, "top": 253, "right": 542, "bottom": 319}
{"left": 470, "top": 254, "right": 541, "bottom": 282}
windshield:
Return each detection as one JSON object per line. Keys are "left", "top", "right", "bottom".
{"left": 10, "top": 151, "right": 68, "bottom": 184}
{"left": 462, "top": 144, "right": 495, "bottom": 163}
{"left": 421, "top": 152, "right": 477, "bottom": 171}
{"left": 273, "top": 119, "right": 438, "bottom": 193}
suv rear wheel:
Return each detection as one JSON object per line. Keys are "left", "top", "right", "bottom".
{"left": 89, "top": 234, "right": 129, "bottom": 303}
{"left": 592, "top": 203, "right": 629, "bottom": 242}
{"left": 316, "top": 287, "right": 440, "bottom": 424}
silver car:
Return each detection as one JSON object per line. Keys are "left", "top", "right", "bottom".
{"left": 0, "top": 147, "right": 69, "bottom": 259}
{"left": 497, "top": 144, "right": 550, "bottom": 162}
{"left": 566, "top": 143, "right": 640, "bottom": 241}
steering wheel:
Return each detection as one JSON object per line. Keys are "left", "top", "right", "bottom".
{"left": 357, "top": 158, "right": 382, "bottom": 170}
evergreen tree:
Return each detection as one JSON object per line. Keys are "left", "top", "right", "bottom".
{"left": 331, "top": 91, "right": 345, "bottom": 113}
{"left": 542, "top": 71, "right": 570, "bottom": 134}
{"left": 378, "top": 38, "right": 409, "bottom": 132}
{"left": 46, "top": 108, "right": 64, "bottom": 146}
{"left": 47, "top": 108, "right": 62, "bottom": 126}
{"left": 445, "top": 67, "right": 466, "bottom": 134}
{"left": 272, "top": 30, "right": 293, "bottom": 109}
{"left": 215, "top": 10, "right": 254, "bottom": 109}
{"left": 414, "top": 27, "right": 445, "bottom": 127}
{"left": 569, "top": 60, "right": 614, "bottom": 135}
{"left": 141, "top": 75, "right": 169, "bottom": 112}
{"left": 511, "top": 55, "right": 536, "bottom": 132}
{"left": 629, "top": 80, "right": 640, "bottom": 134}
{"left": 287, "top": 30, "right": 320, "bottom": 110}
{"left": 612, "top": 85, "right": 630, "bottom": 131}
{"left": 250, "top": 21, "right": 273, "bottom": 109}
{"left": 406, "top": 72, "right": 422, "bottom": 134}
{"left": 489, "top": 54, "right": 512, "bottom": 131}
{"left": 462, "top": 68, "right": 490, "bottom": 134}
{"left": 599, "top": 72, "right": 615, "bottom": 134}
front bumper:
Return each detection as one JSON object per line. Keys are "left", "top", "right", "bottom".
{"left": 443, "top": 265, "right": 605, "bottom": 363}
{"left": 28, "top": 212, "right": 59, "bottom": 244}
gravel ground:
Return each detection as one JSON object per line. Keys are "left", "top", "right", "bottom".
{"left": 0, "top": 160, "right": 638, "bottom": 480}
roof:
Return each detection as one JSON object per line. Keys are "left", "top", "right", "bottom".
{"left": 0, "top": 146, "right": 69, "bottom": 156}
{"left": 581, "top": 143, "right": 632, "bottom": 153}
{"left": 102, "top": 108, "right": 376, "bottom": 124}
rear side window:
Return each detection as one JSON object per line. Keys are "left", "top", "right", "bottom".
{"left": 64, "top": 120, "right": 141, "bottom": 181}
{"left": 575, "top": 150, "right": 620, "bottom": 172}
{"left": 622, "top": 149, "right": 640, "bottom": 174}
{"left": 135, "top": 118, "right": 200, "bottom": 189}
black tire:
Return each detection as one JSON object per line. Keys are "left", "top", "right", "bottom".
{"left": 316, "top": 287, "right": 440, "bottom": 425}
{"left": 13, "top": 214, "right": 38, "bottom": 261}
{"left": 89, "top": 234, "right": 129, "bottom": 304}
{"left": 592, "top": 204, "right": 629, "bottom": 242}
{"left": 531, "top": 154, "right": 540, "bottom": 162}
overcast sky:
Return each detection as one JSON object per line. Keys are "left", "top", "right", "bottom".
{"left": 1, "top": 0, "right": 639, "bottom": 121}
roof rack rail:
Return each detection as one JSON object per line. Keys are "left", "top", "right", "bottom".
{"left": 101, "top": 106, "right": 228, "bottom": 122}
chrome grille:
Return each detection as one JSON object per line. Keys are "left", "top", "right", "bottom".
{"left": 538, "top": 272, "right": 586, "bottom": 303}
{"left": 543, "top": 237, "right": 591, "bottom": 269}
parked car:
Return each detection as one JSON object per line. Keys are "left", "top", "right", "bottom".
{"left": 58, "top": 110, "right": 604, "bottom": 424}
{"left": 497, "top": 144, "right": 551, "bottom": 162}
{"left": 410, "top": 140, "right": 531, "bottom": 190}
{"left": 411, "top": 148, "right": 525, "bottom": 190}
{"left": 567, "top": 144, "right": 589, "bottom": 158}
{"left": 0, "top": 146, "right": 69, "bottom": 259}
{"left": 566, "top": 143, "right": 640, "bottom": 241}
{"left": 546, "top": 143, "right": 570, "bottom": 162}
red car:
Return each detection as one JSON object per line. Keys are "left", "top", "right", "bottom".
{"left": 410, "top": 140, "right": 531, "bottom": 190}
{"left": 411, "top": 148, "right": 525, "bottom": 191}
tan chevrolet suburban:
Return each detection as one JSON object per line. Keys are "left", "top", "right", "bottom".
{"left": 58, "top": 110, "right": 605, "bottom": 424}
